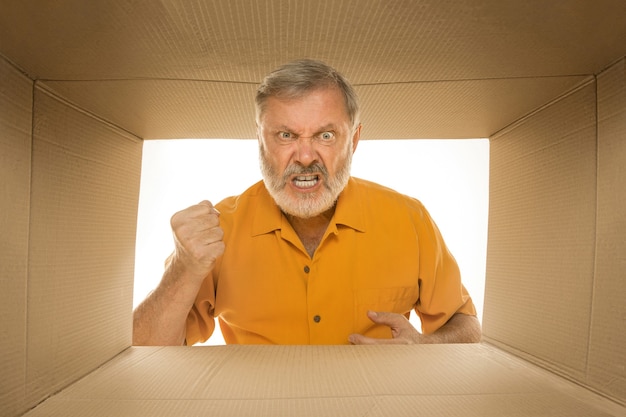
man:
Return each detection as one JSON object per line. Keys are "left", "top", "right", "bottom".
{"left": 133, "top": 59, "right": 481, "bottom": 346}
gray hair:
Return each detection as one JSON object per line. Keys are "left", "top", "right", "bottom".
{"left": 255, "top": 59, "right": 360, "bottom": 128}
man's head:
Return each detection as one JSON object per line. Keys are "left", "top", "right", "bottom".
{"left": 255, "top": 59, "right": 360, "bottom": 130}
{"left": 255, "top": 59, "right": 362, "bottom": 219}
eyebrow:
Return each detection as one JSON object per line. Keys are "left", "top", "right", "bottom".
{"left": 272, "top": 124, "right": 340, "bottom": 134}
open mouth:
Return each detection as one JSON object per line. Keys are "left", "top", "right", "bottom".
{"left": 293, "top": 175, "right": 319, "bottom": 189}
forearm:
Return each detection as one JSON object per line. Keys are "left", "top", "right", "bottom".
{"left": 420, "top": 313, "right": 481, "bottom": 344}
{"left": 132, "top": 261, "right": 205, "bottom": 346}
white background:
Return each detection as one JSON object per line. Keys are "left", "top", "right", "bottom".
{"left": 134, "top": 138, "right": 490, "bottom": 345}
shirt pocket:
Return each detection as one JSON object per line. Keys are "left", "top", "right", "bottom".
{"left": 354, "top": 286, "right": 418, "bottom": 338}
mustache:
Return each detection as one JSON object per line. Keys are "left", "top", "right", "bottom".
{"left": 283, "top": 163, "right": 329, "bottom": 178}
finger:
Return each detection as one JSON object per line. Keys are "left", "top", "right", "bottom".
{"left": 190, "top": 201, "right": 220, "bottom": 218}
{"left": 189, "top": 214, "right": 221, "bottom": 232}
{"left": 366, "top": 310, "right": 409, "bottom": 328}
{"left": 172, "top": 204, "right": 221, "bottom": 233}
{"left": 194, "top": 202, "right": 221, "bottom": 229}
{"left": 177, "top": 201, "right": 219, "bottom": 219}
{"left": 198, "top": 200, "right": 220, "bottom": 215}
{"left": 198, "top": 227, "right": 224, "bottom": 246}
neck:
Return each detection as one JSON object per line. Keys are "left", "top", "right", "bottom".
{"left": 284, "top": 205, "right": 336, "bottom": 257}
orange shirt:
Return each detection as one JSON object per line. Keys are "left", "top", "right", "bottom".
{"left": 185, "top": 178, "right": 476, "bottom": 345}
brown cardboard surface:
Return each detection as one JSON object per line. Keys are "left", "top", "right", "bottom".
{"left": 0, "top": 55, "right": 33, "bottom": 417}
{"left": 41, "top": 80, "right": 259, "bottom": 140}
{"left": 484, "top": 81, "right": 598, "bottom": 379}
{"left": 483, "top": 79, "right": 597, "bottom": 388}
{"left": 23, "top": 345, "right": 625, "bottom": 416}
{"left": 24, "top": 86, "right": 143, "bottom": 408}
{"left": 485, "top": 64, "right": 626, "bottom": 406}
{"left": 355, "top": 76, "right": 589, "bottom": 140}
{"left": 591, "top": 58, "right": 626, "bottom": 402}
{"left": 42, "top": 75, "right": 589, "bottom": 140}
{"left": 2, "top": 1, "right": 625, "bottom": 139}
{"left": 4, "top": 1, "right": 624, "bottom": 81}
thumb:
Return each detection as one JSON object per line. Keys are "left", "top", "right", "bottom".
{"left": 366, "top": 310, "right": 406, "bottom": 327}
{"left": 198, "top": 200, "right": 220, "bottom": 215}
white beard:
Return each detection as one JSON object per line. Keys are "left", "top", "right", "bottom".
{"left": 259, "top": 144, "right": 352, "bottom": 218}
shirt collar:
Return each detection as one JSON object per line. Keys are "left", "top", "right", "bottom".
{"left": 332, "top": 177, "right": 366, "bottom": 232}
{"left": 251, "top": 177, "right": 366, "bottom": 237}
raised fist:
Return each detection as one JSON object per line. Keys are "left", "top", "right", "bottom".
{"left": 169, "top": 200, "right": 225, "bottom": 282}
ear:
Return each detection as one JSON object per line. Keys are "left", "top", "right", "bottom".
{"left": 255, "top": 122, "right": 262, "bottom": 143}
{"left": 351, "top": 123, "right": 362, "bottom": 153}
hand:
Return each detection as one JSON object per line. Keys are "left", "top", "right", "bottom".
{"left": 348, "top": 311, "right": 423, "bottom": 345}
{"left": 169, "top": 200, "right": 225, "bottom": 282}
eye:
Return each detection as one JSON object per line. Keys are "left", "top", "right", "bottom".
{"left": 319, "top": 131, "right": 334, "bottom": 141}
{"left": 279, "top": 131, "right": 294, "bottom": 140}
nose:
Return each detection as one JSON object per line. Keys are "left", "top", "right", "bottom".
{"left": 294, "top": 136, "right": 318, "bottom": 166}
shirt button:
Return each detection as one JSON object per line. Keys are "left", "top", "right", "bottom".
{"left": 313, "top": 315, "right": 321, "bottom": 323}
{"left": 304, "top": 265, "right": 310, "bottom": 273}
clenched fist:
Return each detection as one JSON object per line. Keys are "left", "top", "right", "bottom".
{"left": 169, "top": 200, "right": 225, "bottom": 283}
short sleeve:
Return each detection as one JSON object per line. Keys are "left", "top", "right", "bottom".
{"left": 411, "top": 202, "right": 477, "bottom": 334}
{"left": 185, "top": 271, "right": 217, "bottom": 345}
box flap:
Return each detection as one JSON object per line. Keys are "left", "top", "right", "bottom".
{"left": 1, "top": 0, "right": 625, "bottom": 139}
{"left": 24, "top": 345, "right": 625, "bottom": 416}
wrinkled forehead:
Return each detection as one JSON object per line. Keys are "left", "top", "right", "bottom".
{"left": 256, "top": 86, "right": 352, "bottom": 125}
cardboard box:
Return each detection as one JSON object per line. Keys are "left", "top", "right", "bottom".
{"left": 15, "top": 345, "right": 626, "bottom": 416}
{"left": 0, "top": 1, "right": 624, "bottom": 416}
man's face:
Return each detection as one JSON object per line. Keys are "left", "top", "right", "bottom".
{"left": 257, "top": 87, "right": 361, "bottom": 218}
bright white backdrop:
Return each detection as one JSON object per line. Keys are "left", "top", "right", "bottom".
{"left": 134, "top": 138, "right": 489, "bottom": 345}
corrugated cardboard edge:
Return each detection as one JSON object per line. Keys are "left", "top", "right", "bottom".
{"left": 0, "top": 52, "right": 34, "bottom": 417}
{"left": 588, "top": 57, "right": 626, "bottom": 403}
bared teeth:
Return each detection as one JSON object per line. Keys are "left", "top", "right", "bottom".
{"left": 295, "top": 175, "right": 317, "bottom": 181}
{"left": 293, "top": 175, "right": 318, "bottom": 188}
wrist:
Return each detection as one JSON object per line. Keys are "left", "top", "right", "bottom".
{"left": 166, "top": 252, "right": 211, "bottom": 286}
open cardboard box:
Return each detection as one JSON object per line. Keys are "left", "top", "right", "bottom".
{"left": 1, "top": 1, "right": 624, "bottom": 416}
